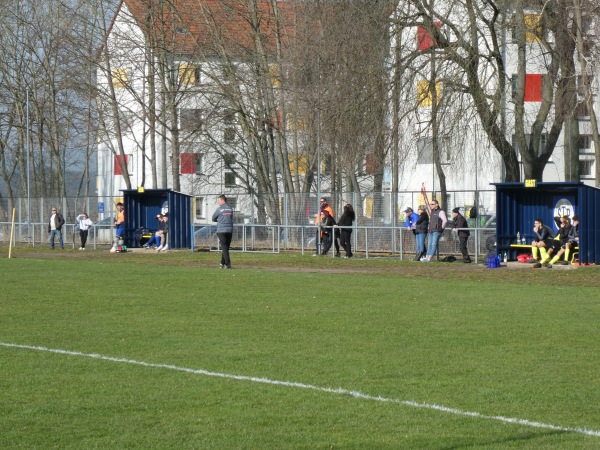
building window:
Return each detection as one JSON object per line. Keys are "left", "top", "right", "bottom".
{"left": 223, "top": 110, "right": 236, "bottom": 125}
{"left": 179, "top": 63, "right": 200, "bottom": 85}
{"left": 577, "top": 75, "right": 594, "bottom": 98}
{"left": 180, "top": 109, "right": 203, "bottom": 133}
{"left": 576, "top": 102, "right": 590, "bottom": 119}
{"left": 511, "top": 14, "right": 544, "bottom": 43}
{"left": 114, "top": 154, "right": 130, "bottom": 176}
{"left": 365, "top": 153, "right": 379, "bottom": 175}
{"left": 112, "top": 68, "right": 128, "bottom": 89}
{"left": 512, "top": 74, "right": 543, "bottom": 102}
{"left": 181, "top": 153, "right": 203, "bottom": 174}
{"left": 227, "top": 197, "right": 238, "bottom": 210}
{"left": 579, "top": 157, "right": 595, "bottom": 178}
{"left": 224, "top": 153, "right": 236, "bottom": 169}
{"left": 195, "top": 197, "right": 205, "bottom": 219}
{"left": 417, "top": 80, "right": 441, "bottom": 107}
{"left": 287, "top": 113, "right": 307, "bottom": 131}
{"left": 289, "top": 153, "right": 308, "bottom": 175}
{"left": 512, "top": 133, "right": 549, "bottom": 160}
{"left": 416, "top": 137, "right": 451, "bottom": 164}
{"left": 417, "top": 21, "right": 441, "bottom": 51}
{"left": 224, "top": 127, "right": 236, "bottom": 143}
{"left": 579, "top": 135, "right": 593, "bottom": 152}
{"left": 224, "top": 172, "right": 236, "bottom": 187}
{"left": 268, "top": 64, "right": 281, "bottom": 88}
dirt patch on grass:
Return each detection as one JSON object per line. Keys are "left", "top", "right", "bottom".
{"left": 4, "top": 245, "right": 598, "bottom": 287}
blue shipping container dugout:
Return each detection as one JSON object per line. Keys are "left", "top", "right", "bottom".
{"left": 493, "top": 182, "right": 600, "bottom": 264}
{"left": 122, "top": 189, "right": 192, "bottom": 249}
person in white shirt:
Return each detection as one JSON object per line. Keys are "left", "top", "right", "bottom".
{"left": 76, "top": 213, "right": 94, "bottom": 250}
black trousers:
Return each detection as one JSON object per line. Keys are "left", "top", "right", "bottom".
{"left": 316, "top": 229, "right": 340, "bottom": 254}
{"left": 79, "top": 229, "right": 89, "bottom": 248}
{"left": 340, "top": 230, "right": 352, "bottom": 257}
{"left": 459, "top": 236, "right": 469, "bottom": 260}
{"left": 321, "top": 233, "right": 333, "bottom": 255}
{"left": 217, "top": 232, "right": 233, "bottom": 267}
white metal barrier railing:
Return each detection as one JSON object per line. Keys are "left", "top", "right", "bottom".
{"left": 192, "top": 223, "right": 495, "bottom": 263}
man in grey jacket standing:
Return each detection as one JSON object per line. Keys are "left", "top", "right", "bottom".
{"left": 212, "top": 194, "right": 234, "bottom": 269}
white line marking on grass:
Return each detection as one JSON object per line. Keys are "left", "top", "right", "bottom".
{"left": 2, "top": 341, "right": 600, "bottom": 437}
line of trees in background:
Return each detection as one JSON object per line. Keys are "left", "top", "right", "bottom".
{"left": 1, "top": 0, "right": 599, "bottom": 217}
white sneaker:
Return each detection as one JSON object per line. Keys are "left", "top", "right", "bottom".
{"left": 79, "top": 247, "right": 83, "bottom": 250}
{"left": 162, "top": 245, "right": 169, "bottom": 252}
{"left": 156, "top": 246, "right": 163, "bottom": 252}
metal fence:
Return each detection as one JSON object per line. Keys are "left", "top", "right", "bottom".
{"left": 193, "top": 223, "right": 496, "bottom": 263}
{"left": 0, "top": 190, "right": 497, "bottom": 226}
{"left": 0, "top": 222, "right": 124, "bottom": 250}
{"left": 192, "top": 190, "right": 497, "bottom": 228}
{"left": 1, "top": 189, "right": 497, "bottom": 261}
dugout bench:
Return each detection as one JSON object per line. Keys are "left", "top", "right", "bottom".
{"left": 509, "top": 243, "right": 578, "bottom": 263}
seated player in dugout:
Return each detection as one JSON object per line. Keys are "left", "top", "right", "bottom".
{"left": 539, "top": 216, "right": 572, "bottom": 268}
{"left": 531, "top": 218, "right": 555, "bottom": 268}
{"left": 549, "top": 215, "right": 579, "bottom": 266}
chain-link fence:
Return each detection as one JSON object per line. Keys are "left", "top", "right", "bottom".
{"left": 1, "top": 190, "right": 497, "bottom": 260}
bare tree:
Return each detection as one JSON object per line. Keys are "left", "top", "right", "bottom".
{"left": 0, "top": 0, "right": 101, "bottom": 213}
{"left": 393, "top": 0, "right": 596, "bottom": 182}
{"left": 572, "top": 0, "right": 600, "bottom": 185}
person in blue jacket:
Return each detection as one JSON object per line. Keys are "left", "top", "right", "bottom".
{"left": 404, "top": 207, "right": 419, "bottom": 258}
{"left": 212, "top": 194, "right": 234, "bottom": 269}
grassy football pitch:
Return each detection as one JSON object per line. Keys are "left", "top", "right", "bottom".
{"left": 1, "top": 247, "right": 600, "bottom": 448}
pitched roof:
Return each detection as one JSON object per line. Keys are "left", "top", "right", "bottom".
{"left": 123, "top": 0, "right": 297, "bottom": 57}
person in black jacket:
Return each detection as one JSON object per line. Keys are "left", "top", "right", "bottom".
{"left": 337, "top": 204, "right": 356, "bottom": 258}
{"left": 413, "top": 205, "right": 429, "bottom": 261}
{"left": 550, "top": 215, "right": 579, "bottom": 265}
{"left": 451, "top": 207, "right": 471, "bottom": 263}
{"left": 531, "top": 218, "right": 555, "bottom": 268}
{"left": 319, "top": 210, "right": 336, "bottom": 256}
{"left": 542, "top": 216, "right": 572, "bottom": 268}
{"left": 48, "top": 207, "right": 65, "bottom": 250}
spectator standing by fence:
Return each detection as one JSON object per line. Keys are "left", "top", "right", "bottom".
{"left": 314, "top": 197, "right": 335, "bottom": 256}
{"left": 451, "top": 207, "right": 471, "bottom": 263}
{"left": 421, "top": 200, "right": 447, "bottom": 262}
{"left": 414, "top": 205, "right": 429, "bottom": 261}
{"left": 48, "top": 207, "right": 65, "bottom": 250}
{"left": 404, "top": 206, "right": 419, "bottom": 259}
{"left": 75, "top": 213, "right": 93, "bottom": 250}
{"left": 337, "top": 204, "right": 356, "bottom": 258}
{"left": 213, "top": 194, "right": 234, "bottom": 269}
{"left": 404, "top": 207, "right": 419, "bottom": 232}
{"left": 318, "top": 210, "right": 336, "bottom": 256}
